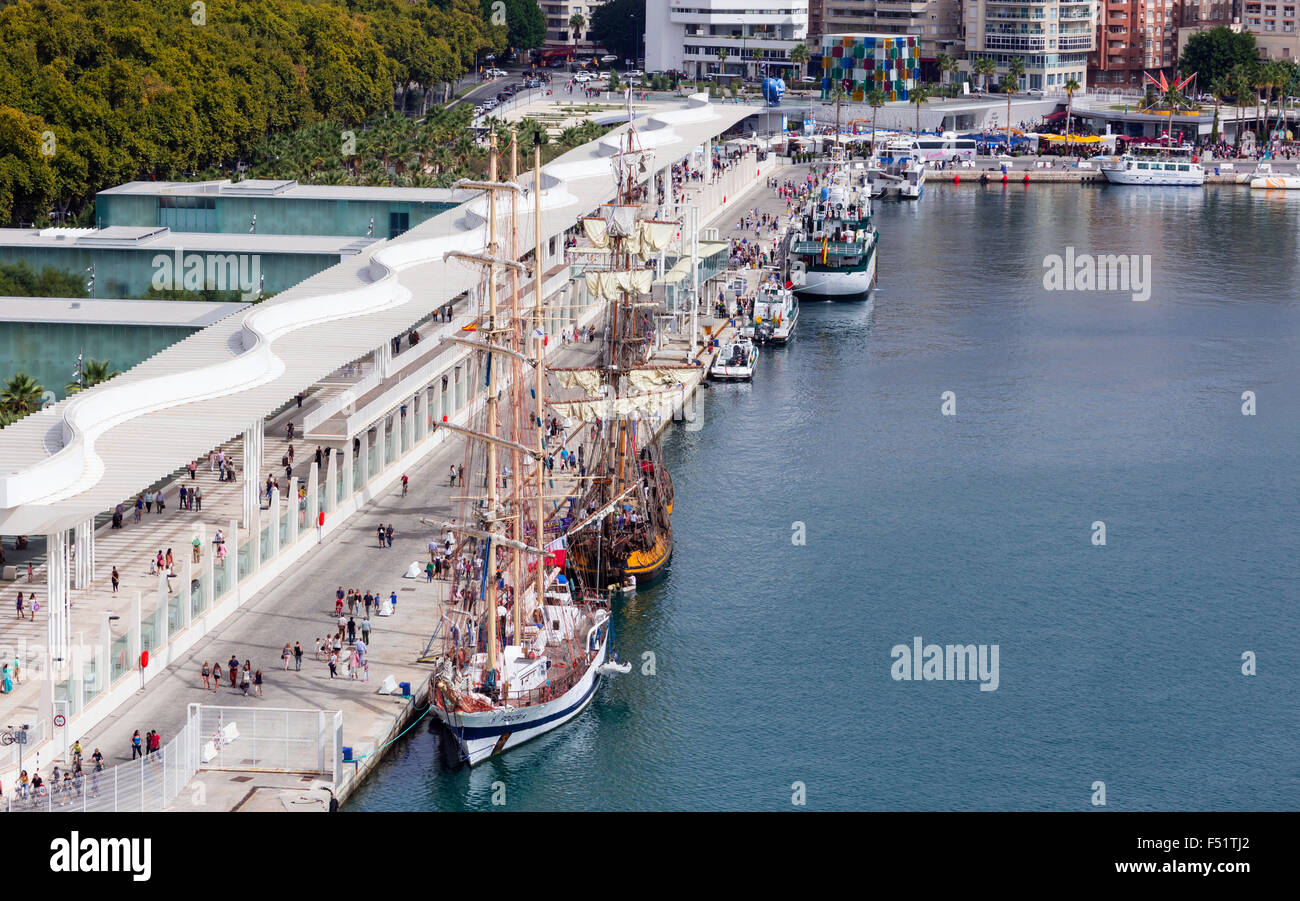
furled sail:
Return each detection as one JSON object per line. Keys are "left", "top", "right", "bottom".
{"left": 585, "top": 268, "right": 654, "bottom": 300}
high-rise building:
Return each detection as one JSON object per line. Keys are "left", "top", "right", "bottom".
{"left": 1088, "top": 0, "right": 1181, "bottom": 87}
{"left": 964, "top": 1, "right": 1095, "bottom": 90}
{"left": 645, "top": 0, "right": 811, "bottom": 79}
{"left": 1243, "top": 1, "right": 1300, "bottom": 59}
{"left": 816, "top": 0, "right": 965, "bottom": 77}
{"left": 541, "top": 2, "right": 604, "bottom": 53}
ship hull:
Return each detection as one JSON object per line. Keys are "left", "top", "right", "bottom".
{"left": 433, "top": 632, "right": 609, "bottom": 767}
{"left": 569, "top": 530, "right": 672, "bottom": 586}
{"left": 793, "top": 248, "right": 877, "bottom": 300}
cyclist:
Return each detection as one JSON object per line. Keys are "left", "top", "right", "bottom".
{"left": 401, "top": 473, "right": 409, "bottom": 496}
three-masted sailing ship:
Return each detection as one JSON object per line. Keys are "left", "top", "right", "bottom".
{"left": 551, "top": 115, "right": 682, "bottom": 589}
{"left": 427, "top": 132, "right": 621, "bottom": 767}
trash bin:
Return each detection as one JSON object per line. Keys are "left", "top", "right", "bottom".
{"left": 399, "top": 681, "right": 411, "bottom": 698}
{"left": 342, "top": 746, "right": 353, "bottom": 762}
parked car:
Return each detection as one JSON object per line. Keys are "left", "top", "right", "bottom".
{"left": 1026, "top": 88, "right": 1044, "bottom": 97}
{"left": 496, "top": 91, "right": 509, "bottom": 102}
{"left": 574, "top": 71, "right": 595, "bottom": 83}
{"left": 484, "top": 68, "right": 507, "bottom": 78}
{"left": 601, "top": 54, "right": 617, "bottom": 62}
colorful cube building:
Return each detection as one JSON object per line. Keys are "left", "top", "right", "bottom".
{"left": 820, "top": 33, "right": 920, "bottom": 103}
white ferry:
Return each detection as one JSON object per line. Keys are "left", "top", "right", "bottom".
{"left": 1101, "top": 145, "right": 1204, "bottom": 186}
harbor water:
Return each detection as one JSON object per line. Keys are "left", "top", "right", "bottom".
{"left": 348, "top": 182, "right": 1299, "bottom": 811}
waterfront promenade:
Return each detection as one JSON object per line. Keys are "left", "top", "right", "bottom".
{"left": 2, "top": 157, "right": 780, "bottom": 809}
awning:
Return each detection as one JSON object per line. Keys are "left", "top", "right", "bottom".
{"left": 1043, "top": 110, "right": 1069, "bottom": 123}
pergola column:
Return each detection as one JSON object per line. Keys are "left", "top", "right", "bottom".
{"left": 73, "top": 518, "right": 94, "bottom": 588}
{"left": 242, "top": 419, "right": 263, "bottom": 528}
{"left": 289, "top": 475, "right": 301, "bottom": 543}
{"left": 46, "top": 529, "right": 71, "bottom": 669}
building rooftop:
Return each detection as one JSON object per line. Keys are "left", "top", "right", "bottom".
{"left": 0, "top": 227, "right": 378, "bottom": 255}
{"left": 0, "top": 94, "right": 755, "bottom": 533}
{"left": 99, "top": 179, "right": 467, "bottom": 204}
{"left": 0, "top": 297, "right": 248, "bottom": 328}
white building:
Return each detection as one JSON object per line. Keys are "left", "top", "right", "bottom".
{"left": 962, "top": 1, "right": 1095, "bottom": 92}
{"left": 645, "top": 0, "right": 810, "bottom": 79}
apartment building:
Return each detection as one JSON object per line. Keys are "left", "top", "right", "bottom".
{"left": 541, "top": 1, "right": 603, "bottom": 51}
{"left": 645, "top": 0, "right": 810, "bottom": 79}
{"left": 1087, "top": 0, "right": 1180, "bottom": 87}
{"left": 1244, "top": 1, "right": 1300, "bottom": 59}
{"left": 964, "top": 1, "right": 1095, "bottom": 90}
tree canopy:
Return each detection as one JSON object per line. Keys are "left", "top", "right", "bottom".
{"left": 590, "top": 0, "right": 645, "bottom": 63}
{"left": 0, "top": 0, "right": 498, "bottom": 226}
{"left": 1179, "top": 27, "right": 1257, "bottom": 87}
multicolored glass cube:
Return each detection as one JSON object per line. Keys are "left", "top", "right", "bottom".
{"left": 820, "top": 34, "right": 920, "bottom": 103}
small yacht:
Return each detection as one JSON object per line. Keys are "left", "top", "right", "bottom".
{"left": 745, "top": 275, "right": 799, "bottom": 345}
{"left": 710, "top": 336, "right": 758, "bottom": 380}
{"left": 1249, "top": 161, "right": 1300, "bottom": 189}
{"left": 1101, "top": 144, "right": 1204, "bottom": 186}
{"left": 879, "top": 138, "right": 927, "bottom": 199}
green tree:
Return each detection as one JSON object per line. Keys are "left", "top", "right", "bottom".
{"left": 590, "top": 0, "right": 645, "bottom": 63}
{"left": 974, "top": 57, "right": 997, "bottom": 93}
{"left": 570, "top": 12, "right": 585, "bottom": 56}
{"left": 1208, "top": 75, "right": 1230, "bottom": 145}
{"left": 936, "top": 52, "right": 952, "bottom": 96}
{"left": 0, "top": 260, "right": 87, "bottom": 297}
{"left": 1064, "top": 77, "right": 1081, "bottom": 141}
{"left": 790, "top": 43, "right": 809, "bottom": 79}
{"left": 866, "top": 88, "right": 886, "bottom": 151}
{"left": 1, "top": 373, "right": 45, "bottom": 416}
{"left": 1179, "top": 26, "right": 1258, "bottom": 88}
{"left": 67, "top": 358, "right": 120, "bottom": 394}
{"left": 911, "top": 84, "right": 932, "bottom": 135}
{"left": 1003, "top": 58, "right": 1025, "bottom": 152}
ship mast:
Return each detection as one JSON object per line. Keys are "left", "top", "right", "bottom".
{"left": 533, "top": 133, "right": 547, "bottom": 622}
{"left": 484, "top": 133, "right": 501, "bottom": 680}
{"left": 509, "top": 130, "right": 524, "bottom": 651}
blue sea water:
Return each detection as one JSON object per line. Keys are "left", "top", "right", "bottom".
{"left": 348, "top": 183, "right": 1300, "bottom": 811}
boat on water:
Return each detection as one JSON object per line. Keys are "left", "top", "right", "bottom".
{"left": 1248, "top": 161, "right": 1300, "bottom": 189}
{"left": 710, "top": 335, "right": 758, "bottom": 380}
{"left": 1100, "top": 144, "right": 1205, "bottom": 186}
{"left": 788, "top": 166, "right": 878, "bottom": 300}
{"left": 427, "top": 132, "right": 618, "bottom": 766}
{"left": 554, "top": 114, "right": 679, "bottom": 588}
{"left": 744, "top": 273, "right": 798, "bottom": 344}
{"left": 876, "top": 138, "right": 927, "bottom": 199}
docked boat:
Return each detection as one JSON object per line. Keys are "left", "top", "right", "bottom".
{"left": 877, "top": 138, "right": 927, "bottom": 199}
{"left": 788, "top": 167, "right": 878, "bottom": 300}
{"left": 746, "top": 274, "right": 798, "bottom": 344}
{"left": 555, "top": 113, "right": 678, "bottom": 588}
{"left": 1249, "top": 161, "right": 1300, "bottom": 189}
{"left": 1101, "top": 144, "right": 1205, "bottom": 186}
{"left": 710, "top": 335, "right": 758, "bottom": 380}
{"left": 427, "top": 132, "right": 616, "bottom": 766}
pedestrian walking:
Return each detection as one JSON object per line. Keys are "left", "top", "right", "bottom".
{"left": 281, "top": 643, "right": 292, "bottom": 670}
{"left": 211, "top": 662, "right": 222, "bottom": 690}
{"left": 293, "top": 642, "right": 303, "bottom": 671}
{"left": 426, "top": 561, "right": 434, "bottom": 583}
{"left": 131, "top": 730, "right": 142, "bottom": 759}
{"left": 385, "top": 524, "right": 394, "bottom": 547}
{"left": 254, "top": 669, "right": 263, "bottom": 697}
{"left": 361, "top": 616, "right": 372, "bottom": 645}
{"left": 328, "top": 651, "right": 338, "bottom": 678}
{"left": 377, "top": 524, "right": 385, "bottom": 548}
{"left": 155, "top": 489, "right": 165, "bottom": 512}
{"left": 228, "top": 655, "right": 239, "bottom": 688}
{"left": 201, "top": 661, "right": 211, "bottom": 690}
{"left": 240, "top": 662, "right": 251, "bottom": 696}
{"left": 347, "top": 617, "right": 356, "bottom": 643}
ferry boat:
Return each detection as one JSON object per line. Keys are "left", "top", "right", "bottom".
{"left": 745, "top": 274, "right": 799, "bottom": 344}
{"left": 710, "top": 335, "right": 758, "bottom": 380}
{"left": 788, "top": 169, "right": 878, "bottom": 300}
{"left": 1248, "top": 161, "right": 1300, "bottom": 190}
{"left": 1101, "top": 145, "right": 1204, "bottom": 186}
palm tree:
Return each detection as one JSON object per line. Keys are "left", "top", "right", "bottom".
{"left": 866, "top": 87, "right": 886, "bottom": 152}
{"left": 1003, "top": 57, "right": 1026, "bottom": 153}
{"left": 569, "top": 13, "right": 585, "bottom": 58}
{"left": 946, "top": 56, "right": 961, "bottom": 98}
{"left": 1208, "top": 75, "right": 1229, "bottom": 146}
{"left": 936, "top": 52, "right": 952, "bottom": 97}
{"left": 790, "top": 43, "right": 808, "bottom": 80}
{"left": 1, "top": 373, "right": 45, "bottom": 416}
{"left": 974, "top": 57, "right": 996, "bottom": 94}
{"left": 66, "top": 358, "right": 120, "bottom": 394}
{"left": 1064, "top": 77, "right": 1081, "bottom": 141}
{"left": 911, "top": 84, "right": 932, "bottom": 135}
{"left": 716, "top": 47, "right": 729, "bottom": 80}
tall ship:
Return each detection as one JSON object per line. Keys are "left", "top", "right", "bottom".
{"left": 1101, "top": 144, "right": 1205, "bottom": 186}
{"left": 427, "top": 132, "right": 621, "bottom": 766}
{"left": 550, "top": 114, "right": 681, "bottom": 588}
{"left": 788, "top": 165, "right": 878, "bottom": 300}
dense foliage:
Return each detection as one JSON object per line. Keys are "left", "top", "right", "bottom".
{"left": 0, "top": 0, "right": 501, "bottom": 226}
{"left": 1179, "top": 27, "right": 1258, "bottom": 87}
{"left": 0, "top": 260, "right": 87, "bottom": 297}
{"left": 590, "top": 0, "right": 644, "bottom": 63}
